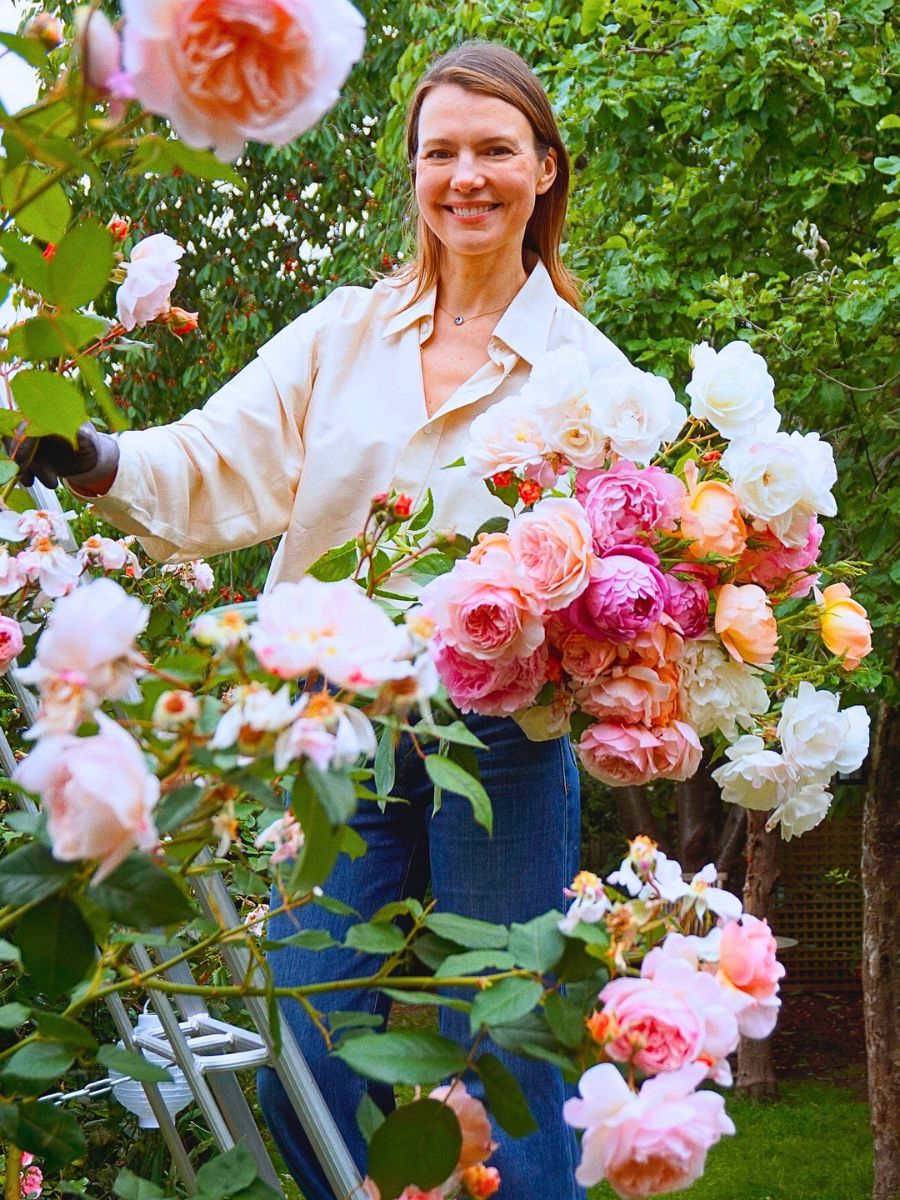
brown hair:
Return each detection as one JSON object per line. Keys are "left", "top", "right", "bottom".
{"left": 397, "top": 41, "right": 581, "bottom": 310}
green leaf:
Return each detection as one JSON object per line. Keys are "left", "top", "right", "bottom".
{"left": 306, "top": 538, "right": 358, "bottom": 581}
{"left": 543, "top": 992, "right": 587, "bottom": 1050}
{"left": 0, "top": 842, "right": 76, "bottom": 905}
{"left": 378, "top": 988, "right": 469, "bottom": 1012}
{"left": 470, "top": 977, "right": 544, "bottom": 1033}
{"left": 1, "top": 164, "right": 71, "bottom": 242}
{"left": 96, "top": 1046, "right": 173, "bottom": 1083}
{"left": 475, "top": 1052, "right": 538, "bottom": 1137}
{"left": 78, "top": 353, "right": 126, "bottom": 431}
{"left": 113, "top": 1169, "right": 168, "bottom": 1200}
{"left": 130, "top": 137, "right": 245, "bottom": 190}
{"left": 13, "top": 1100, "right": 86, "bottom": 1171}
{"left": 32, "top": 1013, "right": 98, "bottom": 1050}
{"left": 425, "top": 754, "right": 493, "bottom": 834}
{"left": 305, "top": 761, "right": 357, "bottom": 825}
{"left": 91, "top": 855, "right": 196, "bottom": 929}
{"left": 288, "top": 777, "right": 344, "bottom": 894}
{"left": 0, "top": 230, "right": 49, "bottom": 294}
{"left": 334, "top": 1031, "right": 466, "bottom": 1085}
{"left": 374, "top": 725, "right": 396, "bottom": 797}
{"left": 0, "top": 1002, "right": 31, "bottom": 1029}
{"left": 408, "top": 488, "right": 435, "bottom": 531}
{"left": 356, "top": 1092, "right": 385, "bottom": 1144}
{"left": 434, "top": 949, "right": 517, "bottom": 979}
{"left": 0, "top": 32, "right": 50, "bottom": 68}
{"left": 194, "top": 1144, "right": 258, "bottom": 1200}
{"left": 10, "top": 371, "right": 88, "bottom": 441}
{"left": 2, "top": 1041, "right": 76, "bottom": 1083}
{"left": 344, "top": 921, "right": 406, "bottom": 955}
{"left": 17, "top": 896, "right": 95, "bottom": 996}
{"left": 423, "top": 913, "right": 508, "bottom": 950}
{"left": 269, "top": 928, "right": 336, "bottom": 951}
{"left": 7, "top": 313, "right": 108, "bottom": 362}
{"left": 155, "top": 783, "right": 205, "bottom": 833}
{"left": 327, "top": 1010, "right": 385, "bottom": 1033}
{"left": 415, "top": 719, "right": 487, "bottom": 749}
{"left": 46, "top": 220, "right": 115, "bottom": 308}
{"left": 507, "top": 912, "right": 566, "bottom": 973}
{"left": 368, "top": 1099, "right": 461, "bottom": 1199}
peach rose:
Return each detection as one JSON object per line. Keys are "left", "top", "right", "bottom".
{"left": 461, "top": 1164, "right": 501, "bottom": 1197}
{"left": 553, "top": 624, "right": 618, "bottom": 683}
{"left": 599, "top": 975, "right": 705, "bottom": 1075}
{"left": 816, "top": 582, "right": 872, "bottom": 671}
{"left": 680, "top": 463, "right": 747, "bottom": 560}
{"left": 121, "top": 0, "right": 366, "bottom": 161}
{"left": 651, "top": 719, "right": 702, "bottom": 782}
{"left": 576, "top": 664, "right": 677, "bottom": 727}
{"left": 576, "top": 722, "right": 660, "bottom": 785}
{"left": 429, "top": 1084, "right": 496, "bottom": 1171}
{"left": 468, "top": 530, "right": 512, "bottom": 564}
{"left": 508, "top": 497, "right": 594, "bottom": 610}
{"left": 714, "top": 583, "right": 778, "bottom": 666}
{"left": 14, "top": 714, "right": 160, "bottom": 883}
{"left": 717, "top": 915, "right": 785, "bottom": 1038}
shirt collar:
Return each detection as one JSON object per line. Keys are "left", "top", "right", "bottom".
{"left": 380, "top": 259, "right": 560, "bottom": 362}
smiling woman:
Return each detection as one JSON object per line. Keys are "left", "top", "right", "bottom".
{"left": 27, "top": 39, "right": 631, "bottom": 1200}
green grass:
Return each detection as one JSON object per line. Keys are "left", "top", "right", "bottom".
{"left": 587, "top": 1081, "right": 873, "bottom": 1200}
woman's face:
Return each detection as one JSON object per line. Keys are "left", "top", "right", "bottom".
{"left": 414, "top": 83, "right": 557, "bottom": 265}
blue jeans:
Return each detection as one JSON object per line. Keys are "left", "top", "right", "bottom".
{"left": 257, "top": 715, "right": 584, "bottom": 1200}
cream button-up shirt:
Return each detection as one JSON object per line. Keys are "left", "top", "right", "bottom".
{"left": 92, "top": 260, "right": 629, "bottom": 589}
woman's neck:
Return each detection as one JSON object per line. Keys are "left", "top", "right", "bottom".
{"left": 436, "top": 249, "right": 529, "bottom": 318}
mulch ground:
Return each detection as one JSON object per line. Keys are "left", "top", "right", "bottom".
{"left": 773, "top": 989, "right": 867, "bottom": 1093}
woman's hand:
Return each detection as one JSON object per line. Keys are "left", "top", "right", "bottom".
{"left": 6, "top": 423, "right": 119, "bottom": 493}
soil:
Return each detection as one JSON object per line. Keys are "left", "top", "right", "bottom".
{"left": 772, "top": 988, "right": 867, "bottom": 1094}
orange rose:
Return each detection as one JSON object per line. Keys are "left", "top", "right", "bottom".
{"left": 429, "top": 1084, "right": 496, "bottom": 1171}
{"left": 816, "top": 583, "right": 872, "bottom": 671}
{"left": 714, "top": 583, "right": 778, "bottom": 665}
{"left": 681, "top": 478, "right": 747, "bottom": 559}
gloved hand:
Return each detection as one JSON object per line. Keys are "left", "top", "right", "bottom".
{"left": 6, "top": 422, "right": 119, "bottom": 491}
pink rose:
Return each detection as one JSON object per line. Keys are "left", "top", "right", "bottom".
{"left": 507, "top": 497, "right": 594, "bottom": 610}
{"left": 576, "top": 664, "right": 677, "bottom": 727}
{"left": 0, "top": 614, "right": 24, "bottom": 674}
{"left": 576, "top": 722, "right": 660, "bottom": 786}
{"left": 650, "top": 720, "right": 702, "bottom": 782}
{"left": 433, "top": 637, "right": 547, "bottom": 716}
{"left": 74, "top": 7, "right": 131, "bottom": 97}
{"left": 423, "top": 547, "right": 545, "bottom": 663}
{"left": 121, "top": 0, "right": 365, "bottom": 162}
{"left": 561, "top": 545, "right": 666, "bottom": 644}
{"left": 576, "top": 461, "right": 685, "bottom": 549}
{"left": 429, "top": 1084, "right": 496, "bottom": 1171}
{"left": 564, "top": 1062, "right": 734, "bottom": 1193}
{"left": 15, "top": 715, "right": 160, "bottom": 883}
{"left": 717, "top": 915, "right": 785, "bottom": 1038}
{"left": 116, "top": 233, "right": 184, "bottom": 331}
{"left": 662, "top": 566, "right": 711, "bottom": 639}
{"left": 599, "top": 975, "right": 705, "bottom": 1074}
{"left": 736, "top": 518, "right": 823, "bottom": 596}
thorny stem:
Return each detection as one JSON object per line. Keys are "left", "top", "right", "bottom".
{"left": 3, "top": 1145, "right": 21, "bottom": 1200}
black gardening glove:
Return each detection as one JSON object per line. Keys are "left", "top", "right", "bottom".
{"left": 6, "top": 422, "right": 117, "bottom": 490}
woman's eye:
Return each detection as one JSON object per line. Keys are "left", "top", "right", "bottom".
{"left": 424, "top": 149, "right": 452, "bottom": 160}
{"left": 487, "top": 146, "right": 513, "bottom": 156}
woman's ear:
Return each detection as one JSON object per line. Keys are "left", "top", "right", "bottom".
{"left": 536, "top": 147, "right": 558, "bottom": 195}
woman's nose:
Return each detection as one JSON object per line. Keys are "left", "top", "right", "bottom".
{"left": 451, "top": 151, "right": 485, "bottom": 192}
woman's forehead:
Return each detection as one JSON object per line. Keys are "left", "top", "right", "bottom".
{"left": 417, "top": 83, "right": 533, "bottom": 144}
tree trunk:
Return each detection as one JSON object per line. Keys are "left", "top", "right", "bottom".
{"left": 862, "top": 645, "right": 900, "bottom": 1200}
{"left": 736, "top": 809, "right": 780, "bottom": 1100}
{"left": 676, "top": 757, "right": 720, "bottom": 873}
{"left": 614, "top": 785, "right": 659, "bottom": 842}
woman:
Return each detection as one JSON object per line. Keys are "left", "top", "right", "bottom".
{"left": 28, "top": 41, "right": 630, "bottom": 1200}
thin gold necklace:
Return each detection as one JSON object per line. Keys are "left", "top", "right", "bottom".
{"left": 437, "top": 300, "right": 511, "bottom": 327}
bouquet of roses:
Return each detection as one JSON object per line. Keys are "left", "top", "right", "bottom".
{"left": 414, "top": 342, "right": 873, "bottom": 838}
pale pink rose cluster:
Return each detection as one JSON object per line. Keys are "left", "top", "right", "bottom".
{"left": 160, "top": 557, "right": 215, "bottom": 594}
{"left": 19, "top": 1153, "right": 43, "bottom": 1200}
{"left": 116, "top": 233, "right": 185, "bottom": 331}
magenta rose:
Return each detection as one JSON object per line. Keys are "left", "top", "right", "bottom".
{"left": 433, "top": 636, "right": 548, "bottom": 716}
{"left": 599, "top": 975, "right": 704, "bottom": 1075}
{"left": 576, "top": 721, "right": 660, "bottom": 785}
{"left": 575, "top": 461, "right": 686, "bottom": 550}
{"left": 561, "top": 545, "right": 666, "bottom": 643}
{"left": 0, "top": 614, "right": 24, "bottom": 674}
{"left": 662, "top": 566, "right": 711, "bottom": 640}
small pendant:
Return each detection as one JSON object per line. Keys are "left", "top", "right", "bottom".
{"left": 453, "top": 315, "right": 464, "bottom": 326}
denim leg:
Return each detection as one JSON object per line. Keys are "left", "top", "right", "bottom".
{"left": 421, "top": 716, "right": 586, "bottom": 1200}
{"left": 257, "top": 790, "right": 430, "bottom": 1200}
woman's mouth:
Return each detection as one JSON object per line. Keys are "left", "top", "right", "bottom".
{"left": 445, "top": 203, "right": 500, "bottom": 219}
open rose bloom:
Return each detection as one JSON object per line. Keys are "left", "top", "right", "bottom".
{"left": 415, "top": 339, "right": 870, "bottom": 811}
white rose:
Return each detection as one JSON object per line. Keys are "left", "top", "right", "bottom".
{"left": 521, "top": 347, "right": 591, "bottom": 409}
{"left": 766, "top": 782, "right": 832, "bottom": 840}
{"left": 686, "top": 341, "right": 779, "bottom": 441}
{"left": 211, "top": 683, "right": 297, "bottom": 749}
{"left": 535, "top": 399, "right": 610, "bottom": 469}
{"left": 711, "top": 735, "right": 792, "bottom": 811}
{"left": 723, "top": 430, "right": 837, "bottom": 547}
{"left": 116, "top": 233, "right": 184, "bottom": 331}
{"left": 466, "top": 396, "right": 548, "bottom": 479}
{"left": 776, "top": 682, "right": 870, "bottom": 780}
{"left": 587, "top": 366, "right": 686, "bottom": 464}
{"left": 678, "top": 638, "right": 770, "bottom": 739}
